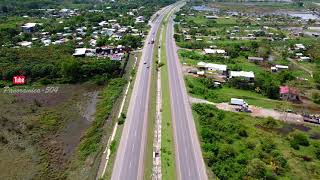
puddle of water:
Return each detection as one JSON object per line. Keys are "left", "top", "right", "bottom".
{"left": 192, "top": 5, "right": 219, "bottom": 13}
{"left": 275, "top": 124, "right": 311, "bottom": 135}
{"left": 58, "top": 91, "right": 99, "bottom": 158}
{"left": 310, "top": 133, "right": 320, "bottom": 140}
{"left": 256, "top": 123, "right": 311, "bottom": 136}
{"left": 82, "top": 91, "right": 99, "bottom": 122}
{"left": 287, "top": 12, "right": 319, "bottom": 20}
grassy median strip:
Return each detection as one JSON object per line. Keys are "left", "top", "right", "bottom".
{"left": 160, "top": 12, "right": 177, "bottom": 180}
{"left": 144, "top": 29, "right": 161, "bottom": 179}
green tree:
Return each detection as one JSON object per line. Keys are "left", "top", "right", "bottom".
{"left": 61, "top": 58, "right": 80, "bottom": 82}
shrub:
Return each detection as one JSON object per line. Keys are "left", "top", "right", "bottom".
{"left": 118, "top": 117, "right": 125, "bottom": 125}
{"left": 246, "top": 140, "right": 256, "bottom": 150}
{"left": 315, "top": 148, "right": 320, "bottom": 160}
{"left": 246, "top": 158, "right": 267, "bottom": 179}
{"left": 262, "top": 117, "right": 279, "bottom": 128}
{"left": 312, "top": 92, "right": 320, "bottom": 104}
{"left": 291, "top": 133, "right": 310, "bottom": 147}
{"left": 271, "top": 151, "right": 288, "bottom": 175}
{"left": 290, "top": 140, "right": 300, "bottom": 150}
{"left": 261, "top": 138, "right": 276, "bottom": 153}
{"left": 110, "top": 140, "right": 117, "bottom": 154}
{"left": 238, "top": 128, "right": 248, "bottom": 137}
{"left": 217, "top": 144, "right": 237, "bottom": 160}
{"left": 236, "top": 153, "right": 249, "bottom": 165}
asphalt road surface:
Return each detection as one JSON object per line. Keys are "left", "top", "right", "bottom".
{"left": 165, "top": 7, "right": 209, "bottom": 180}
{"left": 110, "top": 4, "right": 176, "bottom": 180}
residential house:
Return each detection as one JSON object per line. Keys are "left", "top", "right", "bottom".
{"left": 98, "top": 21, "right": 108, "bottom": 27}
{"left": 96, "top": 45, "right": 125, "bottom": 55}
{"left": 248, "top": 56, "right": 264, "bottom": 62}
{"left": 205, "top": 15, "right": 218, "bottom": 19}
{"left": 135, "top": 16, "right": 145, "bottom": 23}
{"left": 101, "top": 28, "right": 116, "bottom": 36}
{"left": 299, "top": 56, "right": 311, "bottom": 61}
{"left": 108, "top": 19, "right": 117, "bottom": 23}
{"left": 229, "top": 71, "right": 255, "bottom": 81}
{"left": 271, "top": 65, "right": 289, "bottom": 72}
{"left": 204, "top": 48, "right": 226, "bottom": 55}
{"left": 109, "top": 53, "right": 124, "bottom": 61}
{"left": 184, "top": 35, "right": 192, "bottom": 41}
{"left": 90, "top": 39, "right": 97, "bottom": 47}
{"left": 197, "top": 62, "right": 227, "bottom": 75}
{"left": 294, "top": 44, "right": 306, "bottom": 51}
{"left": 18, "top": 41, "right": 32, "bottom": 47}
{"left": 280, "top": 86, "right": 300, "bottom": 101}
{"left": 41, "top": 39, "right": 52, "bottom": 46}
{"left": 73, "top": 48, "right": 87, "bottom": 57}
{"left": 21, "top": 23, "right": 37, "bottom": 33}
{"left": 73, "top": 48, "right": 96, "bottom": 57}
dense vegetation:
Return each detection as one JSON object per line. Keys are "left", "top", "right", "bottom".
{"left": 193, "top": 103, "right": 320, "bottom": 179}
{"left": 0, "top": 43, "right": 121, "bottom": 86}
{"left": 0, "top": 0, "right": 177, "bottom": 14}
{"left": 0, "top": 0, "right": 178, "bottom": 86}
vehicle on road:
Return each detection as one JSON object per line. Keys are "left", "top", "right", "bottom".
{"left": 235, "top": 107, "right": 252, "bottom": 113}
{"left": 230, "top": 98, "right": 248, "bottom": 106}
{"left": 231, "top": 98, "right": 251, "bottom": 113}
{"left": 303, "top": 114, "right": 320, "bottom": 124}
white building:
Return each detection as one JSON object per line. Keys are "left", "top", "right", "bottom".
{"left": 205, "top": 15, "right": 218, "bottom": 19}
{"left": 73, "top": 48, "right": 87, "bottom": 56}
{"left": 135, "top": 16, "right": 145, "bottom": 23}
{"left": 73, "top": 48, "right": 96, "bottom": 57}
{"left": 21, "top": 23, "right": 37, "bottom": 33}
{"left": 229, "top": 71, "right": 255, "bottom": 80}
{"left": 204, "top": 48, "right": 226, "bottom": 55}
{"left": 42, "top": 39, "right": 52, "bottom": 46}
{"left": 299, "top": 56, "right": 311, "bottom": 61}
{"left": 294, "top": 44, "right": 306, "bottom": 51}
{"left": 18, "top": 41, "right": 32, "bottom": 47}
{"left": 98, "top": 21, "right": 108, "bottom": 27}
{"left": 197, "top": 62, "right": 227, "bottom": 74}
{"left": 272, "top": 65, "right": 289, "bottom": 72}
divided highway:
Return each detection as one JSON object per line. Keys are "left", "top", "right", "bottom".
{"left": 110, "top": 4, "right": 176, "bottom": 180}
{"left": 165, "top": 6, "right": 209, "bottom": 180}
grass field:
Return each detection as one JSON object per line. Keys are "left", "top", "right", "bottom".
{"left": 193, "top": 103, "right": 320, "bottom": 180}
{"left": 160, "top": 12, "right": 177, "bottom": 180}
{"left": 187, "top": 15, "right": 237, "bottom": 26}
{"left": 0, "top": 84, "right": 102, "bottom": 179}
